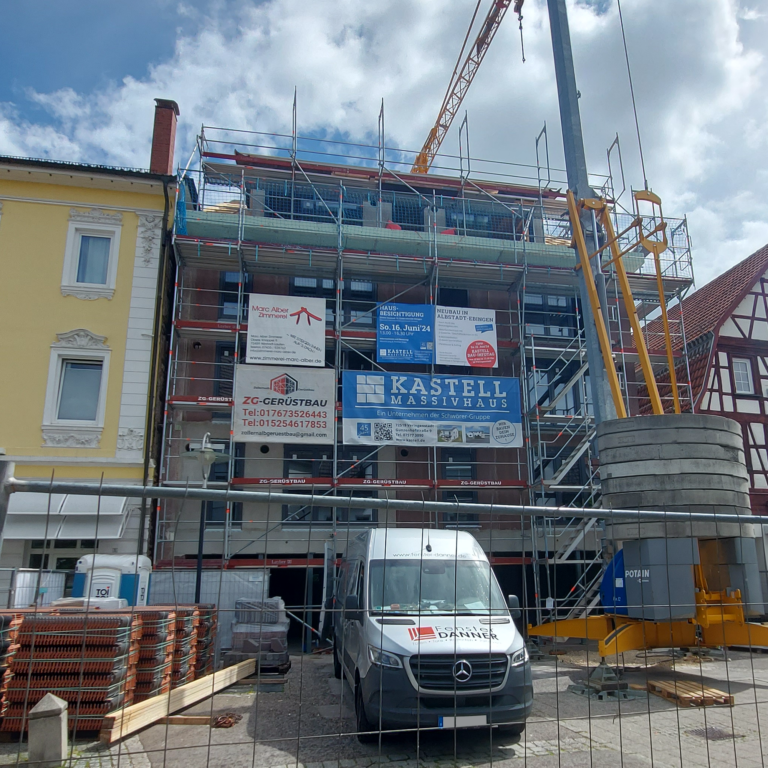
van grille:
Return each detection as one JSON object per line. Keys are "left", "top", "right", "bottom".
{"left": 409, "top": 654, "right": 508, "bottom": 691}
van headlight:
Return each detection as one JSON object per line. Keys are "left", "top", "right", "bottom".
{"left": 509, "top": 647, "right": 529, "bottom": 666}
{"left": 368, "top": 646, "right": 403, "bottom": 668}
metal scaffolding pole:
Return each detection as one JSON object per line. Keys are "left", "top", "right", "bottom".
{"left": 2, "top": 474, "right": 757, "bottom": 527}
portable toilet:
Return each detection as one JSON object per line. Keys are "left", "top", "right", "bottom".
{"left": 72, "top": 555, "right": 152, "bottom": 606}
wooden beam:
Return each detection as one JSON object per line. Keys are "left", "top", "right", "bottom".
{"left": 100, "top": 660, "right": 256, "bottom": 744}
{"left": 157, "top": 716, "right": 212, "bottom": 726}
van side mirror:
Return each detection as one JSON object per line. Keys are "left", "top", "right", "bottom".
{"left": 507, "top": 594, "right": 521, "bottom": 619}
{"left": 344, "top": 594, "right": 362, "bottom": 623}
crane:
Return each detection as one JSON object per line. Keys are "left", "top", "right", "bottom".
{"left": 411, "top": 0, "right": 524, "bottom": 174}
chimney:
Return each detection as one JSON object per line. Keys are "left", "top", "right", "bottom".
{"left": 150, "top": 98, "right": 179, "bottom": 175}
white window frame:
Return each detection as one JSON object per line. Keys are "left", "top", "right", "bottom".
{"left": 42, "top": 330, "right": 111, "bottom": 448}
{"left": 733, "top": 357, "right": 755, "bottom": 395}
{"left": 61, "top": 209, "right": 122, "bottom": 300}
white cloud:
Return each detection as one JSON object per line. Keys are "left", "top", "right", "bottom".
{"left": 0, "top": 0, "right": 766, "bottom": 288}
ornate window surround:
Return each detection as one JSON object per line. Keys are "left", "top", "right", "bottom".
{"left": 61, "top": 208, "right": 123, "bottom": 300}
{"left": 42, "top": 330, "right": 111, "bottom": 448}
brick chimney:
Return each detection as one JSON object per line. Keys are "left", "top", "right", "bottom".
{"left": 149, "top": 99, "right": 179, "bottom": 175}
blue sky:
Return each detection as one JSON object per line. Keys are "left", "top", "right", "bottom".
{"left": 1, "top": 1, "right": 192, "bottom": 119}
{"left": 1, "top": 0, "right": 767, "bottom": 286}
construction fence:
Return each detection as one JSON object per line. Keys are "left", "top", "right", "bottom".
{"left": 0, "top": 477, "right": 766, "bottom": 768}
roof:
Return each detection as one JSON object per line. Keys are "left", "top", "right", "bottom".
{"left": 367, "top": 528, "right": 486, "bottom": 560}
{"left": 0, "top": 154, "right": 175, "bottom": 182}
{"left": 637, "top": 343, "right": 711, "bottom": 415}
{"left": 647, "top": 244, "right": 768, "bottom": 352}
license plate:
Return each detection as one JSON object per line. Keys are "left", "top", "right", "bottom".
{"left": 439, "top": 715, "right": 487, "bottom": 729}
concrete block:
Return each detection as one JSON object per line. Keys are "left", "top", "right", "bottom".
{"left": 596, "top": 413, "right": 742, "bottom": 438}
{"left": 606, "top": 521, "right": 757, "bottom": 542}
{"left": 597, "top": 443, "right": 745, "bottom": 465}
{"left": 597, "top": 427, "right": 744, "bottom": 453}
{"left": 601, "top": 488, "right": 752, "bottom": 511}
{"left": 599, "top": 458, "right": 750, "bottom": 482}
{"left": 29, "top": 693, "right": 67, "bottom": 768}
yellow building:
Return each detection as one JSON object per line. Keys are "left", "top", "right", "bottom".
{"left": 0, "top": 100, "right": 178, "bottom": 597}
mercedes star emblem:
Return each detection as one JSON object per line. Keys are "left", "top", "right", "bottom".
{"left": 452, "top": 659, "right": 473, "bottom": 683}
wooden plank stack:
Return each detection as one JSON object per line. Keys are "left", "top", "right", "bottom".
{"left": 647, "top": 678, "right": 735, "bottom": 707}
{"left": 99, "top": 659, "right": 255, "bottom": 744}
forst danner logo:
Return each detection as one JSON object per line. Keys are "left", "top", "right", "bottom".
{"left": 270, "top": 374, "right": 298, "bottom": 395}
{"left": 408, "top": 626, "right": 498, "bottom": 642}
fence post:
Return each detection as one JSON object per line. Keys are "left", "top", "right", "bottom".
{"left": 0, "top": 457, "right": 14, "bottom": 540}
{"left": 28, "top": 693, "right": 68, "bottom": 768}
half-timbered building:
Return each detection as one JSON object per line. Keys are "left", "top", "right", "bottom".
{"left": 651, "top": 245, "right": 768, "bottom": 514}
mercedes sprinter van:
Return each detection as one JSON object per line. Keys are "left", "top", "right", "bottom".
{"left": 333, "top": 528, "right": 532, "bottom": 741}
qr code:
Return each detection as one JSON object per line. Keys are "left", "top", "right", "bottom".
{"left": 373, "top": 422, "right": 393, "bottom": 441}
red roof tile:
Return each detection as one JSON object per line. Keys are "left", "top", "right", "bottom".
{"left": 637, "top": 346, "right": 711, "bottom": 415}
{"left": 646, "top": 244, "right": 768, "bottom": 351}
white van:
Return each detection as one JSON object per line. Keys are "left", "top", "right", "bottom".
{"left": 333, "top": 528, "right": 532, "bottom": 742}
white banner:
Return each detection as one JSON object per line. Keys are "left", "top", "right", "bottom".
{"left": 245, "top": 293, "right": 326, "bottom": 367}
{"left": 435, "top": 306, "right": 498, "bottom": 368}
{"left": 233, "top": 365, "right": 335, "bottom": 444}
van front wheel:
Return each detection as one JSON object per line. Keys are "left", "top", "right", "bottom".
{"left": 333, "top": 640, "right": 342, "bottom": 680}
{"left": 499, "top": 722, "right": 526, "bottom": 738}
{"left": 355, "top": 683, "right": 376, "bottom": 744}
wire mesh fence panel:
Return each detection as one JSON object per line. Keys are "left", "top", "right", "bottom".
{"left": 1, "top": 479, "right": 767, "bottom": 768}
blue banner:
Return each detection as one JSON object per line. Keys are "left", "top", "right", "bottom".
{"left": 376, "top": 303, "right": 435, "bottom": 364}
{"left": 342, "top": 371, "right": 522, "bottom": 447}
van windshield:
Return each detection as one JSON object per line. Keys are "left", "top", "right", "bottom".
{"left": 368, "top": 559, "right": 507, "bottom": 615}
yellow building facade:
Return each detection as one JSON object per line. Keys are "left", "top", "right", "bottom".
{"left": 0, "top": 141, "right": 176, "bottom": 596}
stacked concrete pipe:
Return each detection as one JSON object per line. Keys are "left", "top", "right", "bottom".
{"left": 596, "top": 414, "right": 755, "bottom": 541}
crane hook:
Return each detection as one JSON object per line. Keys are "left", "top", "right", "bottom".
{"left": 514, "top": 0, "right": 526, "bottom": 63}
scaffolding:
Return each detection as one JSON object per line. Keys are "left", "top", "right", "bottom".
{"left": 158, "top": 117, "right": 695, "bottom": 621}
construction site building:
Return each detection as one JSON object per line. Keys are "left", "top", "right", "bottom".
{"left": 156, "top": 126, "right": 694, "bottom": 614}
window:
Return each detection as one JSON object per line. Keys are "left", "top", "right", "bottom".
{"left": 291, "top": 276, "right": 335, "bottom": 326}
{"left": 441, "top": 448, "right": 479, "bottom": 526}
{"left": 290, "top": 277, "right": 377, "bottom": 328}
{"left": 203, "top": 458, "right": 243, "bottom": 529}
{"left": 218, "top": 272, "right": 252, "bottom": 321}
{"left": 77, "top": 236, "right": 111, "bottom": 283}
{"left": 284, "top": 446, "right": 334, "bottom": 479}
{"left": 204, "top": 499, "right": 243, "bottom": 528}
{"left": 57, "top": 361, "right": 103, "bottom": 420}
{"left": 61, "top": 209, "right": 122, "bottom": 299}
{"left": 42, "top": 330, "right": 111, "bottom": 448}
{"left": 523, "top": 291, "right": 577, "bottom": 338}
{"left": 281, "top": 490, "right": 377, "bottom": 526}
{"left": 733, "top": 358, "right": 755, "bottom": 395}
{"left": 28, "top": 554, "right": 49, "bottom": 569}
{"left": 438, "top": 288, "right": 469, "bottom": 308}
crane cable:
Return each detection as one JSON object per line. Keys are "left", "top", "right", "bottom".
{"left": 518, "top": 5, "right": 525, "bottom": 62}
{"left": 616, "top": 0, "right": 648, "bottom": 190}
